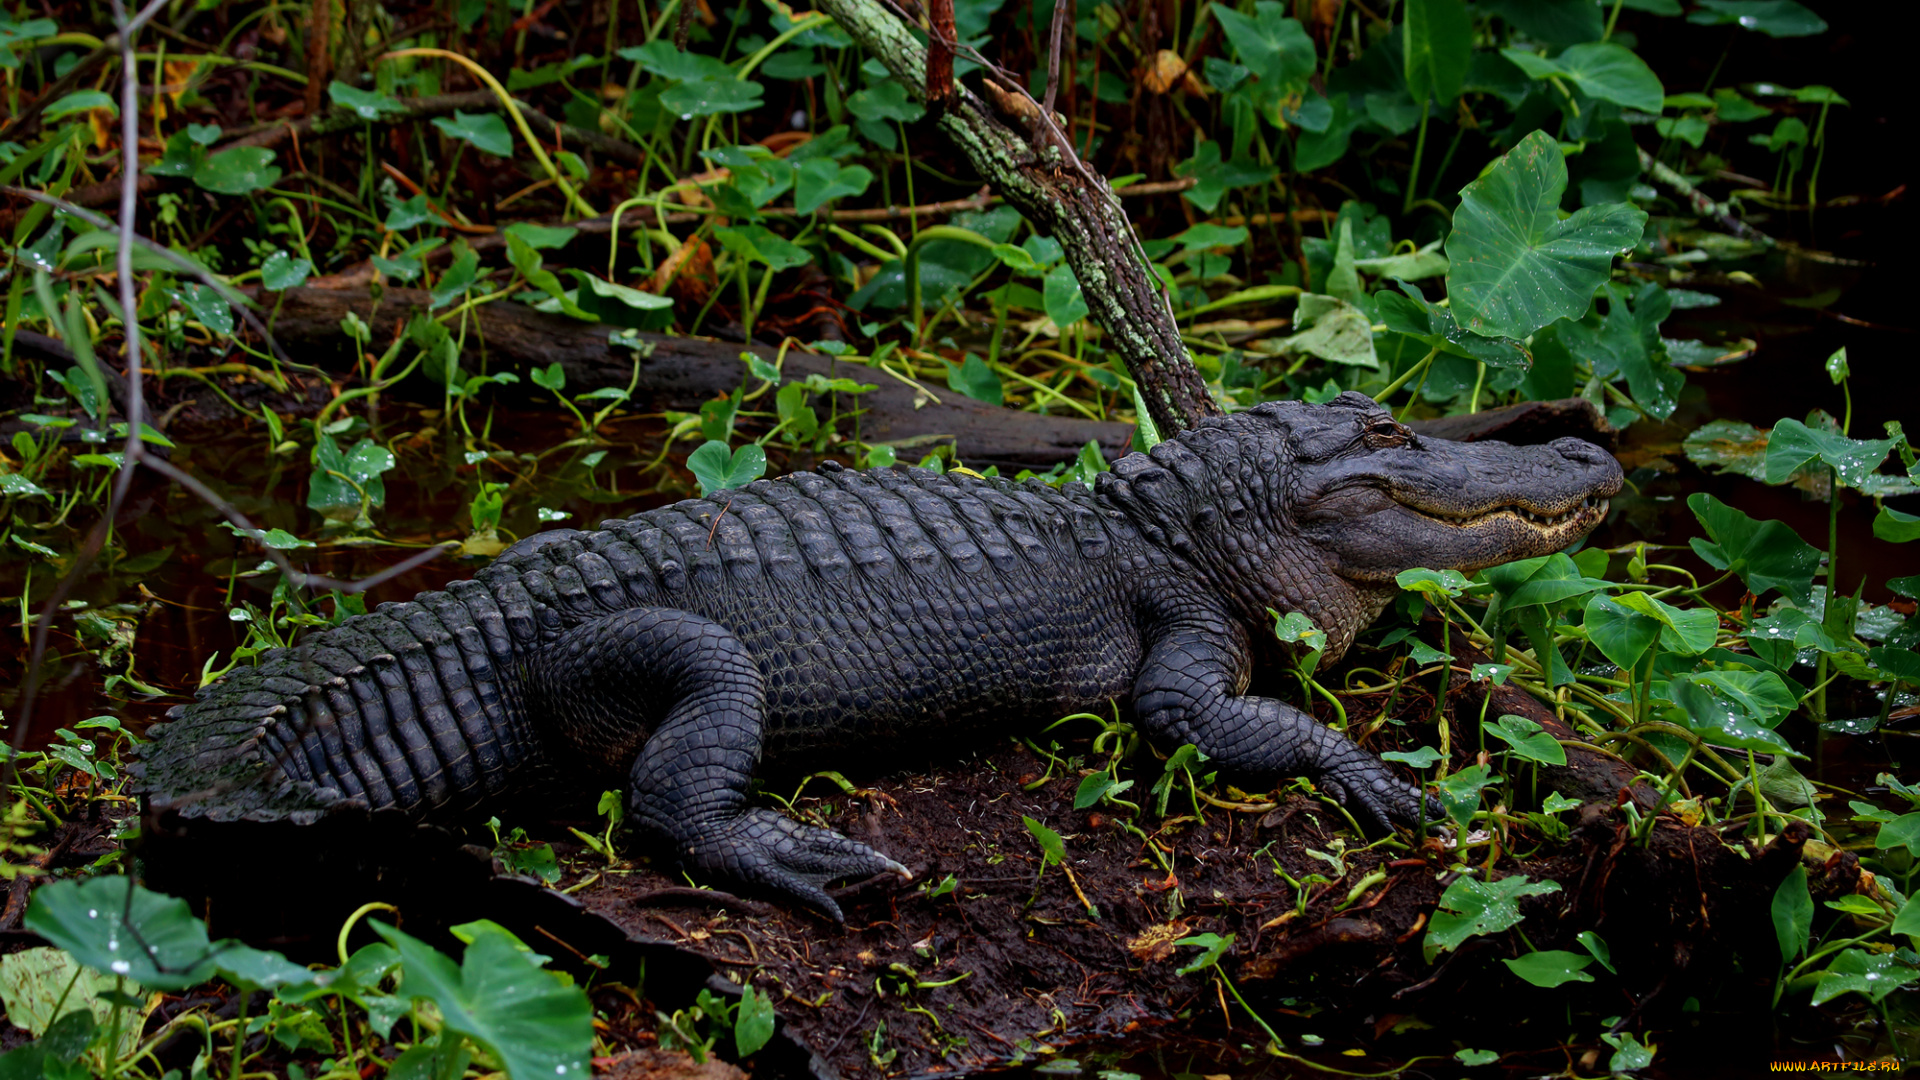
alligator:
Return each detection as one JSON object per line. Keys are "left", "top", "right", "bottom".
{"left": 134, "top": 393, "right": 1622, "bottom": 920}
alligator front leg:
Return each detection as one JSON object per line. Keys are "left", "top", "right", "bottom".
{"left": 1132, "top": 617, "right": 1437, "bottom": 832}
{"left": 536, "top": 608, "right": 908, "bottom": 921}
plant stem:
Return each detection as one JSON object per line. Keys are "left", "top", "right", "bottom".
{"left": 1402, "top": 99, "right": 1430, "bottom": 217}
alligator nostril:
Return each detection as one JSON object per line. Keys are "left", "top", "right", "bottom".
{"left": 1549, "top": 437, "right": 1609, "bottom": 466}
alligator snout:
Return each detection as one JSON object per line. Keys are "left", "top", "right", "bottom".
{"left": 1546, "top": 437, "right": 1624, "bottom": 493}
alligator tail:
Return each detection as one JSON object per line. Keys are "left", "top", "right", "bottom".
{"left": 132, "top": 577, "right": 532, "bottom": 824}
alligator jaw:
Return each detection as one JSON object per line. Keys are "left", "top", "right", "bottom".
{"left": 1399, "top": 493, "right": 1612, "bottom": 540}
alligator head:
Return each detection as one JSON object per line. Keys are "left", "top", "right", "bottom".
{"left": 1098, "top": 392, "right": 1623, "bottom": 662}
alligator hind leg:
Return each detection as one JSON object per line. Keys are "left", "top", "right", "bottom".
{"left": 535, "top": 607, "right": 907, "bottom": 921}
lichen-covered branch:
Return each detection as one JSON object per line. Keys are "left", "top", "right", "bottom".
{"left": 811, "top": 0, "right": 1220, "bottom": 437}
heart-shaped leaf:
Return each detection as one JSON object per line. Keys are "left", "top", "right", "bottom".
{"left": 687, "top": 440, "right": 768, "bottom": 496}
{"left": 193, "top": 147, "right": 281, "bottom": 195}
{"left": 432, "top": 110, "right": 514, "bottom": 156}
{"left": 1687, "top": 492, "right": 1821, "bottom": 603}
{"left": 328, "top": 81, "right": 405, "bottom": 120}
{"left": 1499, "top": 43, "right": 1663, "bottom": 114}
{"left": 1446, "top": 131, "right": 1647, "bottom": 341}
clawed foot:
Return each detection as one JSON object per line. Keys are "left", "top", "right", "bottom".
{"left": 1318, "top": 760, "right": 1445, "bottom": 836}
{"left": 685, "top": 808, "right": 910, "bottom": 922}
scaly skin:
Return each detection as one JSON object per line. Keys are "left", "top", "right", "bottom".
{"left": 135, "top": 393, "right": 1622, "bottom": 919}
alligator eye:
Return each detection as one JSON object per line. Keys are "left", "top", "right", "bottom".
{"left": 1365, "top": 419, "right": 1405, "bottom": 444}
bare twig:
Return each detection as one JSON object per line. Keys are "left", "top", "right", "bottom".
{"left": 926, "top": 0, "right": 955, "bottom": 106}
{"left": 1040, "top": 0, "right": 1069, "bottom": 122}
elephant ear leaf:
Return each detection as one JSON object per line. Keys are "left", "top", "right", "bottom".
{"left": 1446, "top": 131, "right": 1646, "bottom": 341}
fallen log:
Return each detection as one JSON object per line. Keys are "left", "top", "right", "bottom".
{"left": 261, "top": 285, "right": 1134, "bottom": 471}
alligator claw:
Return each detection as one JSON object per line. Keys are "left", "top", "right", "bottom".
{"left": 1319, "top": 762, "right": 1439, "bottom": 837}
{"left": 686, "top": 808, "right": 909, "bottom": 922}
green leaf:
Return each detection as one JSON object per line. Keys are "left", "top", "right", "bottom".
{"left": 793, "top": 159, "right": 872, "bottom": 214}
{"left": 0, "top": 473, "right": 51, "bottom": 499}
{"left": 570, "top": 272, "right": 673, "bottom": 329}
{"left": 1171, "top": 223, "right": 1250, "bottom": 252}
{"left": 1381, "top": 745, "right": 1442, "bottom": 768}
{"left": 173, "top": 281, "right": 234, "bottom": 335}
{"left": 1892, "top": 895, "right": 1920, "bottom": 947}
{"left": 1608, "top": 591, "right": 1717, "bottom": 655}
{"left": 735, "top": 983, "right": 776, "bottom": 1057}
{"left": 620, "top": 40, "right": 733, "bottom": 80}
{"left": 844, "top": 78, "right": 925, "bottom": 124}
{"left": 1446, "top": 131, "right": 1647, "bottom": 341}
{"left": 373, "top": 922, "right": 591, "bottom": 1080}
{"left": 1397, "top": 567, "right": 1471, "bottom": 597}
{"left": 327, "top": 81, "right": 404, "bottom": 119}
{"left": 1174, "top": 141, "right": 1276, "bottom": 213}
{"left": 1023, "top": 815, "right": 1066, "bottom": 866}
{"left": 942, "top": 353, "right": 1003, "bottom": 407}
{"left": 1874, "top": 507, "right": 1920, "bottom": 543}
{"left": 1172, "top": 932, "right": 1235, "bottom": 976}
{"left": 1670, "top": 671, "right": 1800, "bottom": 756}
{"left": 1582, "top": 594, "right": 1663, "bottom": 673}
{"left": 1210, "top": 2, "right": 1315, "bottom": 90}
{"left": 430, "top": 244, "right": 480, "bottom": 309}
{"left": 1276, "top": 294, "right": 1377, "bottom": 368}
{"left": 1436, "top": 762, "right": 1497, "bottom": 827}
{"left": 503, "top": 222, "right": 579, "bottom": 250}
{"left": 1499, "top": 43, "right": 1664, "bottom": 114}
{"left": 1870, "top": 648, "right": 1920, "bottom": 686}
{"left": 1478, "top": 0, "right": 1603, "bottom": 46}
{"left": 714, "top": 225, "right": 811, "bottom": 271}
{"left": 261, "top": 250, "right": 313, "bottom": 291}
{"left": 308, "top": 434, "right": 394, "bottom": 524}
{"left": 1424, "top": 872, "right": 1561, "bottom": 959}
{"left": 193, "top": 147, "right": 282, "bottom": 195}
{"left": 24, "top": 878, "right": 217, "bottom": 990}
{"left": 1688, "top": 0, "right": 1827, "bottom": 37}
{"left": 687, "top": 441, "right": 767, "bottom": 496}
{"left": 43, "top": 90, "right": 115, "bottom": 120}
{"left": 1502, "top": 950, "right": 1593, "bottom": 987}
{"left": 1482, "top": 714, "right": 1566, "bottom": 765}
{"left": 1764, "top": 418, "right": 1896, "bottom": 489}
{"left": 1683, "top": 419, "right": 1771, "bottom": 481}
{"left": 1879, "top": 813, "right": 1920, "bottom": 855}
{"left": 1374, "top": 283, "right": 1530, "bottom": 367}
{"left": 1810, "top": 949, "right": 1920, "bottom": 1006}
{"left": 1685, "top": 493, "right": 1822, "bottom": 604}
{"left": 1403, "top": 0, "right": 1472, "bottom": 105}
{"left": 432, "top": 110, "right": 514, "bottom": 156}
{"left": 1043, "top": 263, "right": 1089, "bottom": 328}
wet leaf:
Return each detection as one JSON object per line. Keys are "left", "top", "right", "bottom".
{"left": 432, "top": 110, "right": 514, "bottom": 156}
{"left": 1688, "top": 0, "right": 1827, "bottom": 37}
{"left": 373, "top": 921, "right": 591, "bottom": 1080}
{"left": 1446, "top": 131, "right": 1647, "bottom": 341}
{"left": 1582, "top": 594, "right": 1663, "bottom": 673}
{"left": 1375, "top": 283, "right": 1529, "bottom": 368}
{"left": 1682, "top": 419, "right": 1769, "bottom": 480}
{"left": 172, "top": 281, "right": 233, "bottom": 335}
{"left": 1686, "top": 493, "right": 1821, "bottom": 604}
{"left": 1397, "top": 567, "right": 1471, "bottom": 597}
{"left": 1483, "top": 714, "right": 1566, "bottom": 765}
{"left": 1424, "top": 872, "right": 1560, "bottom": 959}
{"left": 1810, "top": 949, "right": 1920, "bottom": 1006}
{"left": 1503, "top": 950, "right": 1593, "bottom": 987}
{"left": 261, "top": 249, "right": 313, "bottom": 291}
{"left": 24, "top": 878, "right": 217, "bottom": 990}
{"left": 1763, "top": 419, "right": 1895, "bottom": 490}
{"left": 1436, "top": 762, "right": 1497, "bottom": 827}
